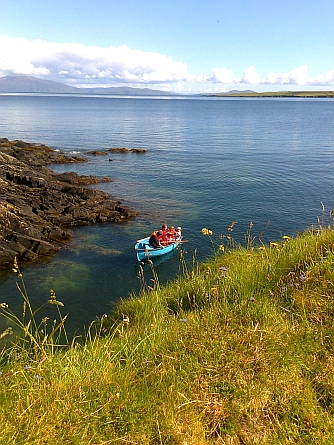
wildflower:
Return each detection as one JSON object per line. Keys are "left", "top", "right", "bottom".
{"left": 282, "top": 235, "right": 290, "bottom": 240}
{"left": 34, "top": 374, "right": 42, "bottom": 381}
{"left": 0, "top": 303, "right": 8, "bottom": 309}
{"left": 24, "top": 365, "right": 33, "bottom": 371}
{"left": 181, "top": 318, "right": 188, "bottom": 323}
{"left": 258, "top": 246, "right": 266, "bottom": 251}
{"left": 228, "top": 222, "right": 237, "bottom": 231}
{"left": 250, "top": 296, "right": 255, "bottom": 302}
{"left": 211, "top": 287, "right": 218, "bottom": 291}
{"left": 201, "top": 228, "right": 213, "bottom": 236}
{"left": 270, "top": 242, "right": 279, "bottom": 247}
{"left": 219, "top": 266, "right": 228, "bottom": 271}
{"left": 219, "top": 273, "right": 226, "bottom": 278}
{"left": 219, "top": 244, "right": 225, "bottom": 252}
{"left": 299, "top": 273, "right": 306, "bottom": 282}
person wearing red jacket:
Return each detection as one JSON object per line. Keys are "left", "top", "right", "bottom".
{"left": 160, "top": 225, "right": 168, "bottom": 245}
{"left": 167, "top": 226, "right": 175, "bottom": 243}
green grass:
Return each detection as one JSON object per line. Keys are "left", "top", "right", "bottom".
{"left": 205, "top": 91, "right": 334, "bottom": 98}
{"left": 1, "top": 228, "right": 334, "bottom": 444}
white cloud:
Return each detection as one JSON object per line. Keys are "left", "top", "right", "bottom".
{"left": 240, "top": 66, "right": 262, "bottom": 85}
{"left": 0, "top": 35, "right": 194, "bottom": 87}
{"left": 289, "top": 65, "right": 309, "bottom": 85}
{"left": 210, "top": 67, "right": 234, "bottom": 83}
{"left": 0, "top": 36, "right": 50, "bottom": 76}
{"left": 237, "top": 64, "right": 334, "bottom": 88}
{"left": 261, "top": 65, "right": 309, "bottom": 86}
{"left": 1, "top": 35, "right": 334, "bottom": 91}
{"left": 309, "top": 69, "right": 334, "bottom": 85}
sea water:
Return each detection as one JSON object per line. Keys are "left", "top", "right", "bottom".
{"left": 0, "top": 94, "right": 333, "bottom": 331}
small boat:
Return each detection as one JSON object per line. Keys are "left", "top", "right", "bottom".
{"left": 135, "top": 237, "right": 181, "bottom": 261}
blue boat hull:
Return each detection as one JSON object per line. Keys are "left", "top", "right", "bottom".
{"left": 135, "top": 237, "right": 181, "bottom": 261}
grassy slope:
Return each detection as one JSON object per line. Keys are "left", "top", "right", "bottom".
{"left": 1, "top": 229, "right": 334, "bottom": 444}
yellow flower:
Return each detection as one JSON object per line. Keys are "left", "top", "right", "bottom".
{"left": 201, "top": 228, "right": 213, "bottom": 236}
{"left": 282, "top": 235, "right": 290, "bottom": 240}
{"left": 270, "top": 242, "right": 279, "bottom": 247}
{"left": 219, "top": 245, "right": 225, "bottom": 251}
{"left": 258, "top": 246, "right": 266, "bottom": 251}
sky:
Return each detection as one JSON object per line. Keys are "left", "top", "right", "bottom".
{"left": 1, "top": 0, "right": 334, "bottom": 93}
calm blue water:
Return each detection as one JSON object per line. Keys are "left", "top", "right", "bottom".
{"left": 1, "top": 94, "right": 334, "bottom": 332}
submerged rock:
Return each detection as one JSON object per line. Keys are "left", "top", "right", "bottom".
{"left": 0, "top": 139, "right": 137, "bottom": 266}
{"left": 109, "top": 147, "right": 146, "bottom": 153}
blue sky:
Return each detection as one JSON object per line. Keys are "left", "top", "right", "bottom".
{"left": 1, "top": 0, "right": 334, "bottom": 92}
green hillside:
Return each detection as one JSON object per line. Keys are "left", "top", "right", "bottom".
{"left": 1, "top": 226, "right": 334, "bottom": 444}
{"left": 205, "top": 90, "right": 334, "bottom": 98}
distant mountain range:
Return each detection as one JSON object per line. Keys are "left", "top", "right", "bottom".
{"left": 0, "top": 75, "right": 175, "bottom": 96}
{"left": 2, "top": 77, "right": 332, "bottom": 98}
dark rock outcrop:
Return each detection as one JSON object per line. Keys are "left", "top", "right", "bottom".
{"left": 86, "top": 150, "right": 109, "bottom": 156}
{"left": 0, "top": 139, "right": 137, "bottom": 266}
{"left": 109, "top": 147, "right": 146, "bottom": 154}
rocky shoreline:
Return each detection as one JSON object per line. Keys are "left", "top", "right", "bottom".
{"left": 0, "top": 138, "right": 138, "bottom": 266}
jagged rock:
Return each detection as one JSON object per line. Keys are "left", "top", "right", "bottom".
{"left": 0, "top": 139, "right": 137, "bottom": 266}
{"left": 54, "top": 171, "right": 112, "bottom": 185}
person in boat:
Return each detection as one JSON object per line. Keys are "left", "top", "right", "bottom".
{"left": 167, "top": 226, "right": 175, "bottom": 243}
{"left": 175, "top": 227, "right": 182, "bottom": 240}
{"left": 149, "top": 230, "right": 162, "bottom": 249}
{"left": 160, "top": 225, "right": 168, "bottom": 245}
